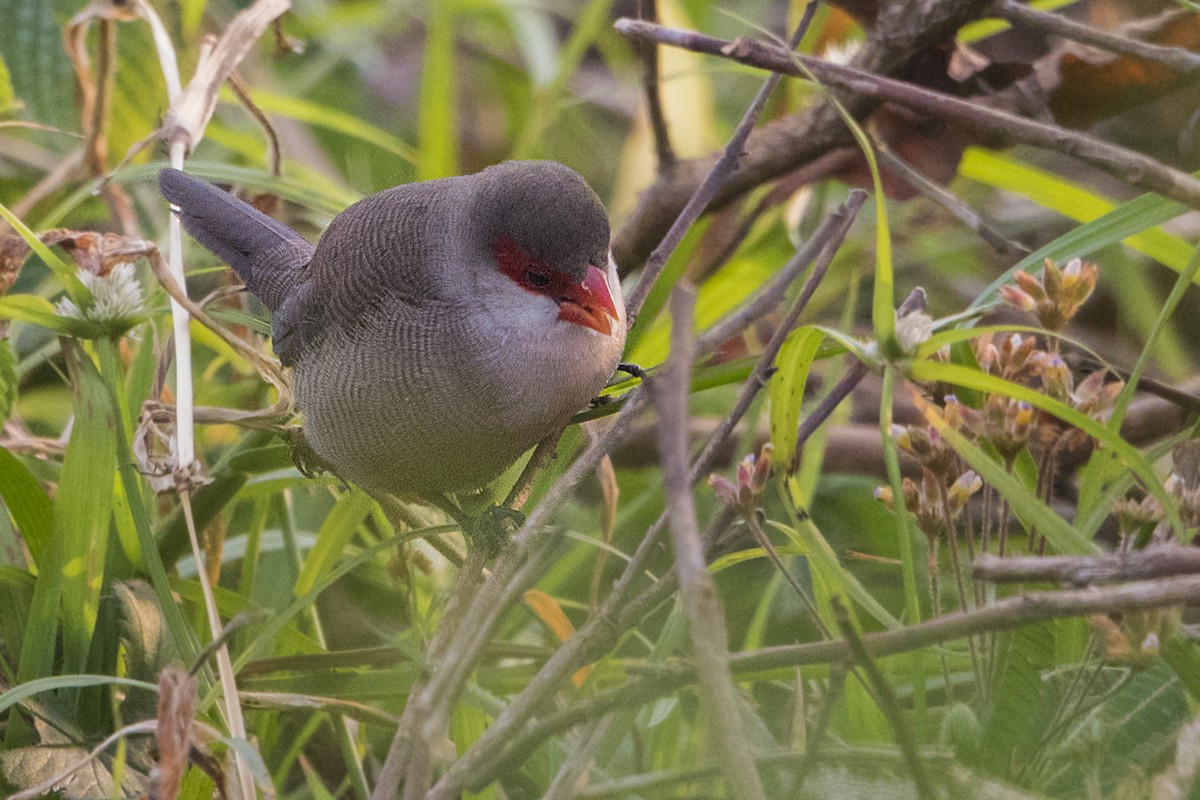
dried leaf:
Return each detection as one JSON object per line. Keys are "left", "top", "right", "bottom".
{"left": 524, "top": 589, "right": 589, "bottom": 688}
{"left": 160, "top": 0, "right": 291, "bottom": 154}
{"left": 150, "top": 667, "right": 198, "bottom": 800}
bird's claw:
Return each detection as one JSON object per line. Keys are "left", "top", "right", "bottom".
{"left": 470, "top": 506, "right": 525, "bottom": 557}
{"left": 285, "top": 427, "right": 341, "bottom": 482}
{"left": 617, "top": 362, "right": 647, "bottom": 380}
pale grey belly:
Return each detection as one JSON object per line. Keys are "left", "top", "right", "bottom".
{"left": 292, "top": 337, "right": 552, "bottom": 495}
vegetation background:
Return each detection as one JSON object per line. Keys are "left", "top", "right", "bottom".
{"left": 2, "top": 0, "right": 1200, "bottom": 798}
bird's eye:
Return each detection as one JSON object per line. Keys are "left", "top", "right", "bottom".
{"left": 525, "top": 270, "right": 550, "bottom": 288}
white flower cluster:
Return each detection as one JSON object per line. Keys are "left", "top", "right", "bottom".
{"left": 57, "top": 262, "right": 144, "bottom": 326}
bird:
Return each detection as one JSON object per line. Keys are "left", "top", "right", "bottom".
{"left": 159, "top": 161, "right": 626, "bottom": 500}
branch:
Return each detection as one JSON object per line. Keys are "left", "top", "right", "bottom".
{"left": 622, "top": 2, "right": 820, "bottom": 323}
{"left": 972, "top": 547, "right": 1200, "bottom": 584}
{"left": 614, "top": 19, "right": 1200, "bottom": 213}
{"left": 499, "top": 572, "right": 1200, "bottom": 756}
{"left": 994, "top": 2, "right": 1200, "bottom": 75}
{"left": 611, "top": 0, "right": 996, "bottom": 273}
{"left": 652, "top": 283, "right": 768, "bottom": 799}
{"left": 634, "top": 0, "right": 675, "bottom": 172}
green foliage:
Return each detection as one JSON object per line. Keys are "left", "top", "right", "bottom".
{"left": 1, "top": 1, "right": 1199, "bottom": 798}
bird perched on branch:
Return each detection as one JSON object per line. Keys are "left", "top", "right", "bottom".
{"left": 160, "top": 162, "right": 626, "bottom": 500}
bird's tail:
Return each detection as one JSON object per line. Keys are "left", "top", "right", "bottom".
{"left": 159, "top": 169, "right": 314, "bottom": 312}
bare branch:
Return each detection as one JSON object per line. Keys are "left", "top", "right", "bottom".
{"left": 504, "top": 572, "right": 1200, "bottom": 753}
{"left": 635, "top": 0, "right": 676, "bottom": 172}
{"left": 623, "top": 3, "right": 820, "bottom": 323}
{"left": 653, "top": 283, "right": 767, "bottom": 800}
{"left": 973, "top": 547, "right": 1200, "bottom": 584}
{"left": 994, "top": 2, "right": 1200, "bottom": 75}
{"left": 614, "top": 19, "right": 1200, "bottom": 213}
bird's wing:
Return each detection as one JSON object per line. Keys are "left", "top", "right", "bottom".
{"left": 159, "top": 169, "right": 314, "bottom": 313}
{"left": 304, "top": 178, "right": 471, "bottom": 325}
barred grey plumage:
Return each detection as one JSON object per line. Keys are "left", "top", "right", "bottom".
{"left": 160, "top": 162, "right": 625, "bottom": 494}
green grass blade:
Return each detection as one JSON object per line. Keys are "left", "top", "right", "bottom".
{"left": 417, "top": 1, "right": 458, "bottom": 180}
{"left": 769, "top": 326, "right": 826, "bottom": 472}
{"left": 960, "top": 148, "right": 1194, "bottom": 271}
{"left": 294, "top": 490, "right": 375, "bottom": 598}
{"left": 231, "top": 88, "right": 421, "bottom": 167}
{"left": 0, "top": 447, "right": 52, "bottom": 567}
{"left": 0, "top": 207, "right": 90, "bottom": 307}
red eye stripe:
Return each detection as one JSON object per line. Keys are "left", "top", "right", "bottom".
{"left": 492, "top": 235, "right": 572, "bottom": 298}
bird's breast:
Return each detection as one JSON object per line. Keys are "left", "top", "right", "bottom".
{"left": 291, "top": 299, "right": 623, "bottom": 495}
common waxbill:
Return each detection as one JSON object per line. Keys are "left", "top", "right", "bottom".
{"left": 159, "top": 161, "right": 626, "bottom": 495}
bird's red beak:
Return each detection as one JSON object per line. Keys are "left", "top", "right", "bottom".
{"left": 558, "top": 265, "right": 620, "bottom": 335}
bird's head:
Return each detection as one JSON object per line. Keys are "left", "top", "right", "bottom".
{"left": 466, "top": 161, "right": 622, "bottom": 337}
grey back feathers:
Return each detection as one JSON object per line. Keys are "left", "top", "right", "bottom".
{"left": 161, "top": 162, "right": 610, "bottom": 365}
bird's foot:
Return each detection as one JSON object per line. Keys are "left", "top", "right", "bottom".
{"left": 591, "top": 362, "right": 648, "bottom": 407}
{"left": 470, "top": 505, "right": 526, "bottom": 558}
{"left": 284, "top": 427, "right": 343, "bottom": 483}
{"left": 617, "top": 362, "right": 647, "bottom": 380}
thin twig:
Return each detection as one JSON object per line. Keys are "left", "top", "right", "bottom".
{"left": 614, "top": 19, "right": 1200, "bottom": 212}
{"left": 874, "top": 145, "right": 1028, "bottom": 256}
{"left": 697, "top": 190, "right": 868, "bottom": 478}
{"left": 995, "top": 1, "right": 1200, "bottom": 74}
{"left": 227, "top": 71, "right": 282, "bottom": 176}
{"left": 373, "top": 390, "right": 651, "bottom": 800}
{"left": 504, "top": 427, "right": 565, "bottom": 510}
{"left": 652, "top": 282, "right": 767, "bottom": 799}
{"left": 542, "top": 715, "right": 616, "bottom": 800}
{"left": 973, "top": 547, "right": 1200, "bottom": 584}
{"left": 623, "top": 2, "right": 821, "bottom": 323}
{"left": 695, "top": 188, "right": 867, "bottom": 353}
{"left": 636, "top": 0, "right": 676, "bottom": 172}
{"left": 498, "top": 572, "right": 1200, "bottom": 754}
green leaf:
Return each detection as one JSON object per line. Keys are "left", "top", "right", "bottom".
{"left": 0, "top": 0, "right": 75, "bottom": 129}
{"left": 0, "top": 674, "right": 156, "bottom": 717}
{"left": 0, "top": 56, "right": 18, "bottom": 116}
{"left": 980, "top": 623, "right": 1057, "bottom": 777}
{"left": 294, "top": 489, "right": 375, "bottom": 597}
{"left": 768, "top": 519, "right": 900, "bottom": 630}
{"left": 0, "top": 205, "right": 91, "bottom": 308}
{"left": 113, "top": 580, "right": 177, "bottom": 722}
{"left": 0, "top": 294, "right": 98, "bottom": 337}
{"left": 0, "top": 338, "right": 15, "bottom": 424}
{"left": 925, "top": 416, "right": 1097, "bottom": 555}
{"left": 0, "top": 447, "right": 52, "bottom": 566}
{"left": 13, "top": 338, "right": 118, "bottom": 707}
{"left": 960, "top": 148, "right": 1194, "bottom": 272}
{"left": 1096, "top": 662, "right": 1189, "bottom": 794}
{"left": 969, "top": 184, "right": 1192, "bottom": 313}
{"left": 908, "top": 360, "right": 1176, "bottom": 537}
{"left": 231, "top": 88, "right": 421, "bottom": 167}
{"left": 770, "top": 326, "right": 827, "bottom": 472}
{"left": 1161, "top": 636, "right": 1200, "bottom": 704}
{"left": 0, "top": 566, "right": 34, "bottom": 664}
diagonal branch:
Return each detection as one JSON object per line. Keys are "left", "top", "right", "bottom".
{"left": 994, "top": 2, "right": 1200, "bottom": 75}
{"left": 614, "top": 19, "right": 1200, "bottom": 213}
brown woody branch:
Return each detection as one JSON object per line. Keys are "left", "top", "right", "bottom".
{"left": 972, "top": 547, "right": 1200, "bottom": 584}
{"left": 615, "top": 20, "right": 1200, "bottom": 215}
{"left": 496, "top": 572, "right": 1200, "bottom": 760}
{"left": 611, "top": 0, "right": 996, "bottom": 274}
